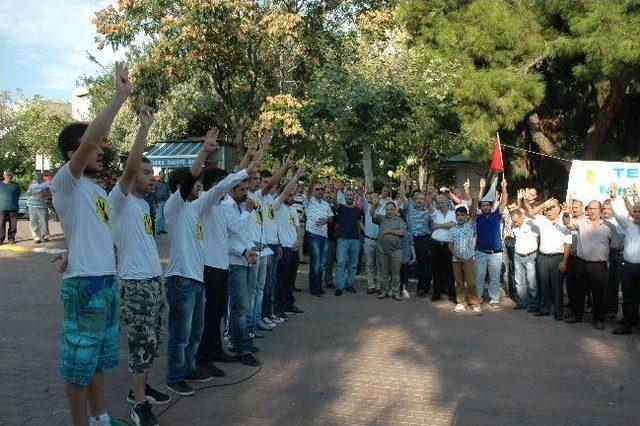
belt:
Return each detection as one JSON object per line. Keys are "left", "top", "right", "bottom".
{"left": 539, "top": 252, "right": 563, "bottom": 257}
{"left": 576, "top": 257, "right": 606, "bottom": 264}
{"left": 365, "top": 236, "right": 378, "bottom": 241}
{"left": 516, "top": 250, "right": 538, "bottom": 257}
{"left": 479, "top": 249, "right": 502, "bottom": 254}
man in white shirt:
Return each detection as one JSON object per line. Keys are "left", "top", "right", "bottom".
{"left": 509, "top": 208, "right": 540, "bottom": 311}
{"left": 609, "top": 184, "right": 640, "bottom": 335}
{"left": 521, "top": 196, "right": 571, "bottom": 320}
{"left": 305, "top": 180, "right": 334, "bottom": 296}
{"left": 107, "top": 104, "right": 171, "bottom": 426}
{"left": 602, "top": 199, "right": 624, "bottom": 319}
{"left": 195, "top": 147, "right": 261, "bottom": 377}
{"left": 431, "top": 194, "right": 457, "bottom": 302}
{"left": 52, "top": 63, "right": 130, "bottom": 426}
{"left": 164, "top": 129, "right": 241, "bottom": 395}
{"left": 273, "top": 165, "right": 306, "bottom": 317}
{"left": 27, "top": 171, "right": 51, "bottom": 243}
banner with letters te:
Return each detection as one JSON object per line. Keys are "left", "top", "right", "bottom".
{"left": 566, "top": 160, "right": 640, "bottom": 203}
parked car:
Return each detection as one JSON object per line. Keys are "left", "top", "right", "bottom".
{"left": 18, "top": 194, "right": 29, "bottom": 218}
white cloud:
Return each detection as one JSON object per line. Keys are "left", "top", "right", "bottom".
{"left": 0, "top": 0, "right": 124, "bottom": 95}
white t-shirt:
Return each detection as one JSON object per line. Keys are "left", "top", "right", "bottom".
{"left": 511, "top": 220, "right": 540, "bottom": 255}
{"left": 108, "top": 181, "right": 162, "bottom": 279}
{"left": 247, "top": 190, "right": 273, "bottom": 257}
{"left": 533, "top": 215, "right": 571, "bottom": 254}
{"left": 51, "top": 162, "right": 116, "bottom": 278}
{"left": 431, "top": 209, "right": 456, "bottom": 242}
{"left": 224, "top": 198, "right": 257, "bottom": 266}
{"left": 305, "top": 197, "right": 333, "bottom": 237}
{"left": 255, "top": 190, "right": 279, "bottom": 245}
{"left": 276, "top": 200, "right": 299, "bottom": 248}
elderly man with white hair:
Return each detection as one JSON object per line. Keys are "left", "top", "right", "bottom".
{"left": 430, "top": 192, "right": 457, "bottom": 302}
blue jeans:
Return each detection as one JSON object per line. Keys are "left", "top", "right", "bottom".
{"left": 308, "top": 233, "right": 328, "bottom": 294}
{"left": 248, "top": 256, "right": 267, "bottom": 329}
{"left": 335, "top": 238, "right": 361, "bottom": 289}
{"left": 155, "top": 201, "right": 166, "bottom": 232}
{"left": 262, "top": 244, "right": 279, "bottom": 318}
{"left": 228, "top": 265, "right": 254, "bottom": 355}
{"left": 475, "top": 251, "right": 502, "bottom": 303}
{"left": 514, "top": 252, "right": 539, "bottom": 309}
{"left": 165, "top": 276, "right": 205, "bottom": 383}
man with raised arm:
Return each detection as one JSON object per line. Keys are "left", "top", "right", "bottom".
{"left": 164, "top": 128, "right": 250, "bottom": 396}
{"left": 52, "top": 63, "right": 131, "bottom": 426}
{"left": 107, "top": 103, "right": 170, "bottom": 426}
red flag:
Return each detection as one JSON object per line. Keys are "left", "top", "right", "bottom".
{"left": 491, "top": 133, "right": 504, "bottom": 171}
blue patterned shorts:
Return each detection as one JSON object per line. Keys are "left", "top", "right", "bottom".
{"left": 60, "top": 275, "right": 119, "bottom": 386}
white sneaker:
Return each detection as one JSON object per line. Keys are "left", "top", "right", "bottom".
{"left": 453, "top": 304, "right": 466, "bottom": 313}
{"left": 257, "top": 320, "right": 275, "bottom": 331}
{"left": 402, "top": 289, "right": 410, "bottom": 299}
{"left": 473, "top": 307, "right": 483, "bottom": 316}
{"left": 269, "top": 314, "right": 284, "bottom": 323}
{"left": 262, "top": 317, "right": 274, "bottom": 325}
{"left": 490, "top": 302, "right": 500, "bottom": 309}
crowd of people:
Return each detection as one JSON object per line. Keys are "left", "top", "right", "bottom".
{"left": 42, "top": 64, "right": 640, "bottom": 426}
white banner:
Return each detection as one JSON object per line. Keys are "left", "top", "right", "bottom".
{"left": 567, "top": 160, "right": 640, "bottom": 202}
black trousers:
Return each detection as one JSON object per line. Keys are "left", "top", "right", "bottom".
{"left": 196, "top": 266, "right": 229, "bottom": 364}
{"left": 572, "top": 258, "right": 607, "bottom": 321}
{"left": 275, "top": 247, "right": 299, "bottom": 314}
{"left": 400, "top": 263, "right": 411, "bottom": 292}
{"left": 620, "top": 262, "right": 640, "bottom": 328}
{"left": 0, "top": 210, "right": 18, "bottom": 243}
{"left": 537, "top": 253, "right": 565, "bottom": 316}
{"left": 432, "top": 240, "right": 455, "bottom": 300}
{"left": 605, "top": 249, "right": 621, "bottom": 314}
{"left": 566, "top": 255, "right": 577, "bottom": 310}
{"left": 414, "top": 235, "right": 433, "bottom": 295}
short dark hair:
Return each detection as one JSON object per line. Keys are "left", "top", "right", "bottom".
{"left": 260, "top": 170, "right": 272, "bottom": 178}
{"left": 202, "top": 168, "right": 228, "bottom": 191}
{"left": 168, "top": 168, "right": 192, "bottom": 193}
{"left": 58, "top": 122, "right": 88, "bottom": 161}
{"left": 455, "top": 206, "right": 468, "bottom": 215}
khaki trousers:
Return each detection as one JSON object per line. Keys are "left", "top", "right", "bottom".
{"left": 452, "top": 258, "right": 481, "bottom": 307}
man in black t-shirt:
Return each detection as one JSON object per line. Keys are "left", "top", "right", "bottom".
{"left": 334, "top": 188, "right": 364, "bottom": 296}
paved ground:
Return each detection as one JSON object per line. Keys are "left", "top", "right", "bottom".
{"left": 2, "top": 218, "right": 640, "bottom": 425}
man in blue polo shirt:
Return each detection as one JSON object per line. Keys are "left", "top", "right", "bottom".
{"left": 475, "top": 177, "right": 508, "bottom": 308}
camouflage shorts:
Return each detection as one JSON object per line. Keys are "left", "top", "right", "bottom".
{"left": 121, "top": 276, "right": 166, "bottom": 374}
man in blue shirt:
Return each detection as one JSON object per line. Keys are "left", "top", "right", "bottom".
{"left": 0, "top": 169, "right": 21, "bottom": 244}
{"left": 333, "top": 188, "right": 363, "bottom": 296}
{"left": 475, "top": 177, "right": 509, "bottom": 308}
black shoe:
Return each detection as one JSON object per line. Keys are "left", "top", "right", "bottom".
{"left": 238, "top": 353, "right": 260, "bottom": 366}
{"left": 417, "top": 292, "right": 426, "bottom": 298}
{"left": 127, "top": 385, "right": 172, "bottom": 405}
{"left": 166, "top": 380, "right": 194, "bottom": 396}
{"left": 320, "top": 289, "right": 326, "bottom": 294}
{"left": 346, "top": 286, "right": 357, "bottom": 293}
{"left": 612, "top": 326, "right": 632, "bottom": 335}
{"left": 335, "top": 289, "right": 343, "bottom": 296}
{"left": 293, "top": 287, "right": 301, "bottom": 292}
{"left": 564, "top": 316, "right": 583, "bottom": 324}
{"left": 534, "top": 312, "right": 550, "bottom": 317}
{"left": 326, "top": 283, "right": 335, "bottom": 289}
{"left": 197, "top": 363, "right": 225, "bottom": 377}
{"left": 131, "top": 400, "right": 158, "bottom": 426}
{"left": 278, "top": 311, "right": 291, "bottom": 320}
{"left": 231, "top": 345, "right": 260, "bottom": 353}
{"left": 211, "top": 350, "right": 239, "bottom": 363}
{"left": 185, "top": 370, "right": 213, "bottom": 382}
{"left": 594, "top": 320, "right": 605, "bottom": 330}
{"left": 251, "top": 332, "right": 265, "bottom": 339}
{"left": 513, "top": 305, "right": 526, "bottom": 310}
{"left": 291, "top": 306, "right": 305, "bottom": 314}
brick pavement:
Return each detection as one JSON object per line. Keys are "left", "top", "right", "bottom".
{"left": 1, "top": 219, "right": 640, "bottom": 425}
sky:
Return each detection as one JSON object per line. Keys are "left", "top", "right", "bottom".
{"left": 0, "top": 0, "right": 124, "bottom": 101}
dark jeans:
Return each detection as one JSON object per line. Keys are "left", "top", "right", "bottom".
{"left": 308, "top": 233, "right": 328, "bottom": 294}
{"left": 537, "top": 253, "right": 565, "bottom": 316}
{"left": 325, "top": 239, "right": 336, "bottom": 286}
{"left": 196, "top": 266, "right": 228, "bottom": 365}
{"left": 262, "top": 244, "right": 279, "bottom": 318}
{"left": 566, "top": 255, "right": 577, "bottom": 310}
{"left": 572, "top": 258, "right": 607, "bottom": 321}
{"left": 619, "top": 262, "right": 640, "bottom": 328}
{"left": 432, "top": 240, "right": 455, "bottom": 300}
{"left": 228, "top": 265, "right": 254, "bottom": 355}
{"left": 0, "top": 210, "right": 18, "bottom": 242}
{"left": 414, "top": 234, "right": 433, "bottom": 295}
{"left": 400, "top": 263, "right": 411, "bottom": 292}
{"left": 606, "top": 250, "right": 622, "bottom": 315}
{"left": 505, "top": 242, "right": 516, "bottom": 299}
{"left": 165, "top": 276, "right": 205, "bottom": 383}
{"left": 275, "top": 247, "right": 300, "bottom": 314}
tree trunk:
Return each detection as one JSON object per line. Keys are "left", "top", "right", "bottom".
{"left": 362, "top": 142, "right": 374, "bottom": 190}
{"left": 527, "top": 113, "right": 571, "bottom": 172}
{"left": 418, "top": 161, "right": 426, "bottom": 191}
{"left": 583, "top": 78, "right": 627, "bottom": 160}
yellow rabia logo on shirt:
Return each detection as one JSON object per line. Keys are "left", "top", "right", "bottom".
{"left": 195, "top": 217, "right": 203, "bottom": 241}
{"left": 289, "top": 213, "right": 296, "bottom": 227}
{"left": 268, "top": 203, "right": 276, "bottom": 220}
{"left": 254, "top": 199, "right": 263, "bottom": 224}
{"left": 585, "top": 168, "right": 596, "bottom": 184}
{"left": 93, "top": 192, "right": 111, "bottom": 226}
{"left": 143, "top": 213, "right": 153, "bottom": 235}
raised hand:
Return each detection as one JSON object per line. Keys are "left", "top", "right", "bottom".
{"left": 295, "top": 163, "right": 306, "bottom": 177}
{"left": 139, "top": 101, "right": 154, "bottom": 128}
{"left": 463, "top": 178, "right": 470, "bottom": 191}
{"left": 479, "top": 177, "right": 486, "bottom": 190}
{"left": 501, "top": 178, "right": 508, "bottom": 189}
{"left": 632, "top": 182, "right": 638, "bottom": 196}
{"left": 114, "top": 62, "right": 132, "bottom": 98}
{"left": 609, "top": 182, "right": 617, "bottom": 198}
{"left": 285, "top": 150, "right": 296, "bottom": 166}
{"left": 517, "top": 188, "right": 525, "bottom": 200}
{"left": 371, "top": 194, "right": 379, "bottom": 206}
{"left": 203, "top": 127, "right": 219, "bottom": 153}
